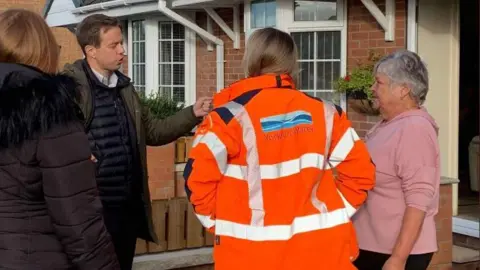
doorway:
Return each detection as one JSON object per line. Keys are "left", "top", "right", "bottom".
{"left": 456, "top": 0, "right": 479, "bottom": 226}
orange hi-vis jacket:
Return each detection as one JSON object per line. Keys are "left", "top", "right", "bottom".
{"left": 184, "top": 74, "right": 375, "bottom": 270}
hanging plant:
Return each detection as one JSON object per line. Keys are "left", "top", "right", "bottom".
{"left": 333, "top": 50, "right": 382, "bottom": 115}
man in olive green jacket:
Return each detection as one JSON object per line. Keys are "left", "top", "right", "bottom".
{"left": 63, "top": 14, "right": 212, "bottom": 270}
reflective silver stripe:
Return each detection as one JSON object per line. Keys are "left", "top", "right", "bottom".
{"left": 310, "top": 101, "right": 335, "bottom": 213}
{"left": 222, "top": 127, "right": 360, "bottom": 180}
{"left": 196, "top": 214, "right": 216, "bottom": 229}
{"left": 214, "top": 201, "right": 352, "bottom": 241}
{"left": 336, "top": 190, "right": 357, "bottom": 218}
{"left": 224, "top": 101, "right": 264, "bottom": 226}
{"left": 329, "top": 127, "right": 360, "bottom": 167}
{"left": 192, "top": 131, "right": 228, "bottom": 173}
{"left": 224, "top": 153, "right": 326, "bottom": 180}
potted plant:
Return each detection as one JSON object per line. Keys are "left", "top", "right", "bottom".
{"left": 333, "top": 51, "right": 382, "bottom": 116}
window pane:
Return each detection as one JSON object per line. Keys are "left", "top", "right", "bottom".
{"left": 159, "top": 87, "right": 172, "bottom": 99}
{"left": 251, "top": 1, "right": 264, "bottom": 28}
{"left": 172, "top": 64, "right": 185, "bottom": 85}
{"left": 136, "top": 86, "right": 145, "bottom": 95}
{"left": 133, "top": 64, "right": 145, "bottom": 86}
{"left": 139, "top": 42, "right": 145, "bottom": 62}
{"left": 133, "top": 43, "right": 139, "bottom": 63}
{"left": 172, "top": 23, "right": 185, "bottom": 39}
{"left": 316, "top": 61, "right": 340, "bottom": 90}
{"left": 317, "top": 61, "right": 327, "bottom": 89}
{"left": 317, "top": 31, "right": 340, "bottom": 59}
{"left": 139, "top": 21, "right": 145, "bottom": 40}
{"left": 173, "top": 87, "right": 185, "bottom": 103}
{"left": 157, "top": 22, "right": 187, "bottom": 104}
{"left": 172, "top": 41, "right": 185, "bottom": 62}
{"left": 292, "top": 32, "right": 314, "bottom": 60}
{"left": 298, "top": 62, "right": 314, "bottom": 90}
{"left": 159, "top": 23, "right": 171, "bottom": 39}
{"left": 160, "top": 41, "right": 171, "bottom": 62}
{"left": 315, "top": 92, "right": 341, "bottom": 105}
{"left": 133, "top": 65, "right": 139, "bottom": 84}
{"left": 294, "top": 0, "right": 337, "bottom": 22}
{"left": 140, "top": 64, "right": 145, "bottom": 85}
{"left": 159, "top": 64, "right": 171, "bottom": 85}
{"left": 265, "top": 0, "right": 276, "bottom": 27}
{"left": 132, "top": 20, "right": 145, "bottom": 41}
{"left": 251, "top": 0, "right": 276, "bottom": 28}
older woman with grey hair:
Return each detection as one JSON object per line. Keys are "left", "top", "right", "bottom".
{"left": 352, "top": 50, "right": 440, "bottom": 270}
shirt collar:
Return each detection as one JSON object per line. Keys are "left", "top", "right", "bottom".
{"left": 91, "top": 68, "right": 118, "bottom": 88}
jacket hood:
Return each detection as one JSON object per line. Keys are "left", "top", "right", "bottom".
{"left": 390, "top": 107, "right": 439, "bottom": 134}
{"left": 0, "top": 63, "right": 82, "bottom": 147}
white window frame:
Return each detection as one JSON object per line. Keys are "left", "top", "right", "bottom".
{"left": 127, "top": 13, "right": 196, "bottom": 106}
{"left": 244, "top": 0, "right": 347, "bottom": 110}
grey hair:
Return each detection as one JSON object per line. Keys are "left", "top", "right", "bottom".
{"left": 374, "top": 50, "right": 429, "bottom": 105}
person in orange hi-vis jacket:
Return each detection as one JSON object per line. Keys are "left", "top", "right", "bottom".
{"left": 183, "top": 27, "right": 376, "bottom": 270}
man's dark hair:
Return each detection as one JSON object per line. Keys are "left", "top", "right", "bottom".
{"left": 75, "top": 14, "right": 122, "bottom": 54}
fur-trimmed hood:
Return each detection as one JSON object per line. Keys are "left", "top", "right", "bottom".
{"left": 0, "top": 63, "right": 82, "bottom": 148}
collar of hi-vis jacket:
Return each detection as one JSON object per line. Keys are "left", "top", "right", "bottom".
{"left": 213, "top": 74, "right": 295, "bottom": 108}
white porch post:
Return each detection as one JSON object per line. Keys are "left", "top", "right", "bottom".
{"left": 417, "top": 0, "right": 460, "bottom": 215}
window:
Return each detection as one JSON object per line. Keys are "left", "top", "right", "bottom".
{"left": 245, "top": 0, "right": 346, "bottom": 108}
{"left": 294, "top": 0, "right": 338, "bottom": 21}
{"left": 158, "top": 22, "right": 186, "bottom": 103}
{"left": 131, "top": 20, "right": 146, "bottom": 95}
{"left": 128, "top": 18, "right": 195, "bottom": 105}
{"left": 292, "top": 31, "right": 341, "bottom": 103}
{"left": 251, "top": 0, "right": 276, "bottom": 28}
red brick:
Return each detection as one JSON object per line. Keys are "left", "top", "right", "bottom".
{"left": 147, "top": 144, "right": 176, "bottom": 200}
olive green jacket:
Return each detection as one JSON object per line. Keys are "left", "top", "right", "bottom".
{"left": 63, "top": 60, "right": 201, "bottom": 242}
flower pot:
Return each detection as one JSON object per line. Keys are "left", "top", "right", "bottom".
{"left": 347, "top": 91, "right": 380, "bottom": 116}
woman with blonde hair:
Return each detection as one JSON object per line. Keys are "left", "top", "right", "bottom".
{"left": 184, "top": 27, "right": 375, "bottom": 269}
{"left": 0, "top": 8, "right": 119, "bottom": 269}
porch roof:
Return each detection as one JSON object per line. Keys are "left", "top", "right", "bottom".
{"left": 42, "top": 0, "right": 239, "bottom": 27}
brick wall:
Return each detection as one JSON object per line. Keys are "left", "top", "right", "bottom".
{"left": 429, "top": 184, "right": 454, "bottom": 270}
{"left": 53, "top": 27, "right": 83, "bottom": 68}
{"left": 346, "top": 0, "right": 406, "bottom": 137}
{"left": 147, "top": 144, "right": 176, "bottom": 200}
{"left": 195, "top": 8, "right": 245, "bottom": 98}
{"left": 0, "top": 0, "right": 43, "bottom": 13}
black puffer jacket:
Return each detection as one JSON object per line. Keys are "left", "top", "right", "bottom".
{"left": 0, "top": 63, "right": 120, "bottom": 270}
{"left": 85, "top": 65, "right": 137, "bottom": 209}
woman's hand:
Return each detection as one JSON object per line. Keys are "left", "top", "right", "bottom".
{"left": 382, "top": 256, "right": 406, "bottom": 270}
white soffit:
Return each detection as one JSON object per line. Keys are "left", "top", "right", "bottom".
{"left": 45, "top": 0, "right": 78, "bottom": 27}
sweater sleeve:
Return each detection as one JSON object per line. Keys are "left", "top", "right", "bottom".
{"left": 395, "top": 120, "right": 439, "bottom": 212}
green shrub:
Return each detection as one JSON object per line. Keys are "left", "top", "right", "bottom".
{"left": 140, "top": 92, "right": 185, "bottom": 119}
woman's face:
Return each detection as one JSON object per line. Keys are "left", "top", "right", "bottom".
{"left": 371, "top": 73, "right": 405, "bottom": 120}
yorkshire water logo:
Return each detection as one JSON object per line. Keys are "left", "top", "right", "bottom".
{"left": 260, "top": 110, "right": 313, "bottom": 133}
